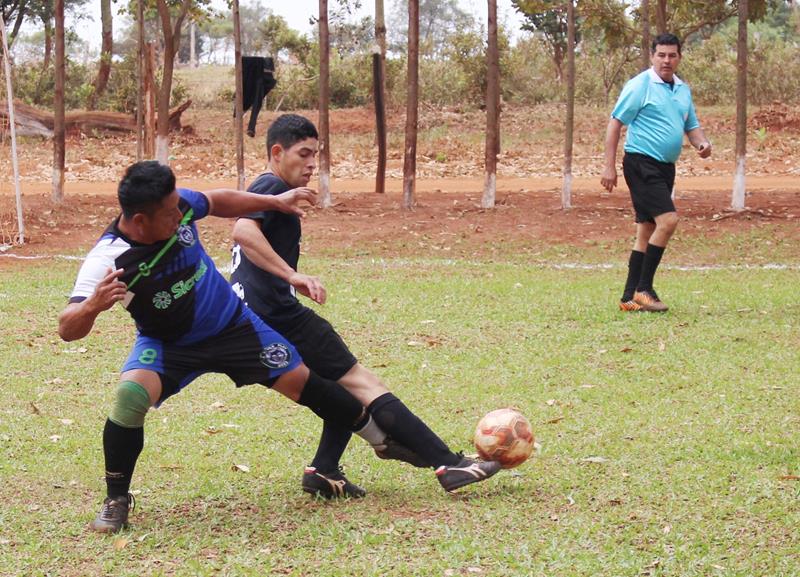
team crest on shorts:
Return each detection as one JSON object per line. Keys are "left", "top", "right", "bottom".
{"left": 260, "top": 343, "right": 292, "bottom": 369}
{"left": 176, "top": 224, "right": 196, "bottom": 247}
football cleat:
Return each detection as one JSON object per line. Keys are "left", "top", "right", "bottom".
{"left": 633, "top": 289, "right": 669, "bottom": 312}
{"left": 435, "top": 456, "right": 501, "bottom": 492}
{"left": 302, "top": 466, "right": 366, "bottom": 499}
{"left": 619, "top": 299, "right": 644, "bottom": 312}
{"left": 89, "top": 493, "right": 134, "bottom": 533}
{"left": 374, "top": 436, "right": 429, "bottom": 468}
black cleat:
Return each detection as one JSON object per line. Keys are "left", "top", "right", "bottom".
{"left": 436, "top": 456, "right": 501, "bottom": 492}
{"left": 374, "top": 436, "right": 429, "bottom": 468}
{"left": 302, "top": 466, "right": 366, "bottom": 499}
{"left": 89, "top": 493, "right": 134, "bottom": 533}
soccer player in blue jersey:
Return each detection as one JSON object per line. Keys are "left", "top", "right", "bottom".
{"left": 59, "top": 161, "right": 490, "bottom": 533}
{"left": 230, "top": 114, "right": 502, "bottom": 499}
{"left": 601, "top": 33, "right": 712, "bottom": 312}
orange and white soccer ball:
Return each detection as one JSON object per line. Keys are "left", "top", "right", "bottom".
{"left": 473, "top": 408, "right": 535, "bottom": 469}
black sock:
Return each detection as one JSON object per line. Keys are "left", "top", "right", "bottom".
{"left": 367, "top": 393, "right": 460, "bottom": 468}
{"left": 310, "top": 422, "right": 352, "bottom": 474}
{"left": 298, "top": 370, "right": 365, "bottom": 430}
{"left": 637, "top": 243, "right": 666, "bottom": 292}
{"left": 622, "top": 250, "right": 645, "bottom": 301}
{"left": 103, "top": 419, "right": 144, "bottom": 499}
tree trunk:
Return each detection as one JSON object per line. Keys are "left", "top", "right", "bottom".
{"left": 640, "top": 0, "right": 651, "bottom": 70}
{"left": 190, "top": 21, "right": 197, "bottom": 68}
{"left": 233, "top": 0, "right": 245, "bottom": 189}
{"left": 144, "top": 42, "right": 157, "bottom": 158}
{"left": 318, "top": 0, "right": 332, "bottom": 208}
{"left": 655, "top": 0, "right": 667, "bottom": 34}
{"left": 52, "top": 0, "right": 65, "bottom": 203}
{"left": 86, "top": 0, "right": 112, "bottom": 110}
{"left": 154, "top": 0, "right": 191, "bottom": 165}
{"left": 562, "top": 0, "right": 575, "bottom": 210}
{"left": 33, "top": 20, "right": 53, "bottom": 104}
{"left": 403, "top": 0, "right": 419, "bottom": 210}
{"left": 482, "top": 0, "right": 499, "bottom": 209}
{"left": 732, "top": 0, "right": 747, "bottom": 210}
{"left": 373, "top": 0, "right": 387, "bottom": 194}
{"left": 136, "top": 0, "right": 144, "bottom": 160}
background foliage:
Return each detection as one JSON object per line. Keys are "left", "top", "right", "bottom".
{"left": 4, "top": 1, "right": 800, "bottom": 111}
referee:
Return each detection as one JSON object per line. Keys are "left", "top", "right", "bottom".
{"left": 601, "top": 33, "right": 711, "bottom": 312}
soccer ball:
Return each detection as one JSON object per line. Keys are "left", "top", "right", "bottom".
{"left": 473, "top": 408, "right": 535, "bottom": 469}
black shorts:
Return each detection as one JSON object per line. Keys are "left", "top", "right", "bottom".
{"left": 122, "top": 306, "right": 302, "bottom": 405}
{"left": 268, "top": 307, "right": 357, "bottom": 381}
{"left": 622, "top": 153, "right": 676, "bottom": 223}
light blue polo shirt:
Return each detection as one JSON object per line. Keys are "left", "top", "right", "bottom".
{"left": 611, "top": 68, "right": 700, "bottom": 164}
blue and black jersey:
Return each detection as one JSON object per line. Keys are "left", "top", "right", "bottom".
{"left": 69, "top": 189, "right": 241, "bottom": 344}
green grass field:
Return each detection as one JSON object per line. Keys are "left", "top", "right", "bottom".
{"left": 1, "top": 248, "right": 798, "bottom": 576}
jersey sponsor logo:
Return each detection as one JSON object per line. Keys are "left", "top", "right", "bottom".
{"left": 153, "top": 291, "right": 173, "bottom": 309}
{"left": 260, "top": 343, "right": 292, "bottom": 369}
{"left": 150, "top": 261, "right": 209, "bottom": 309}
{"left": 176, "top": 224, "right": 196, "bottom": 247}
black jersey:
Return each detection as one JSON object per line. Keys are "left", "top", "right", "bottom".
{"left": 230, "top": 173, "right": 305, "bottom": 323}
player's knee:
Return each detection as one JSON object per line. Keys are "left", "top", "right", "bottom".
{"left": 109, "top": 380, "right": 151, "bottom": 428}
{"left": 659, "top": 212, "right": 679, "bottom": 231}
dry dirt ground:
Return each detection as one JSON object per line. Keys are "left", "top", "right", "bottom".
{"left": 1, "top": 105, "right": 799, "bottom": 265}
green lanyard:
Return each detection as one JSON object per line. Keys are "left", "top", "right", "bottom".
{"left": 127, "top": 208, "right": 194, "bottom": 291}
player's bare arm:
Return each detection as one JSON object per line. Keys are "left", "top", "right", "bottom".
{"left": 687, "top": 127, "right": 712, "bottom": 158}
{"left": 601, "top": 118, "right": 624, "bottom": 192}
{"left": 58, "top": 268, "right": 127, "bottom": 341}
{"left": 204, "top": 187, "right": 317, "bottom": 218}
{"left": 232, "top": 218, "right": 327, "bottom": 305}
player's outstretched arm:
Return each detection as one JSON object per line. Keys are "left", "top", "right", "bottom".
{"left": 58, "top": 268, "right": 127, "bottom": 341}
{"left": 205, "top": 188, "right": 317, "bottom": 218}
{"left": 232, "top": 218, "right": 327, "bottom": 304}
{"left": 601, "top": 118, "right": 624, "bottom": 192}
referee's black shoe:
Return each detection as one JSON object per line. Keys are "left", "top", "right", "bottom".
{"left": 302, "top": 466, "right": 367, "bottom": 499}
{"left": 435, "top": 455, "right": 501, "bottom": 492}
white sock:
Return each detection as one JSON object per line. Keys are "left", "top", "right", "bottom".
{"left": 354, "top": 415, "right": 387, "bottom": 447}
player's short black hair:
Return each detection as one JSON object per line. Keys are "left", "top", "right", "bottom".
{"left": 651, "top": 33, "right": 682, "bottom": 55}
{"left": 267, "top": 114, "right": 318, "bottom": 159}
{"left": 118, "top": 160, "right": 176, "bottom": 219}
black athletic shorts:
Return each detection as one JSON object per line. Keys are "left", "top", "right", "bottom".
{"left": 622, "top": 152, "right": 676, "bottom": 223}
{"left": 267, "top": 307, "right": 358, "bottom": 381}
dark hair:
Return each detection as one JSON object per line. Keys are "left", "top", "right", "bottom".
{"left": 117, "top": 161, "right": 176, "bottom": 219}
{"left": 651, "top": 33, "right": 682, "bottom": 55}
{"left": 266, "top": 114, "right": 318, "bottom": 159}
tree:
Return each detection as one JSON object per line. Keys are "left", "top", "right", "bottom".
{"left": 390, "top": 0, "right": 475, "bottom": 58}
{"left": 1, "top": 0, "right": 28, "bottom": 47}
{"left": 373, "top": 0, "right": 387, "bottom": 194}
{"left": 86, "top": 0, "right": 112, "bottom": 109}
{"left": 639, "top": 0, "right": 651, "bottom": 69}
{"left": 53, "top": 0, "right": 65, "bottom": 202}
{"left": 732, "top": 0, "right": 747, "bottom": 209}
{"left": 319, "top": 0, "right": 332, "bottom": 208}
{"left": 562, "top": 0, "right": 575, "bottom": 210}
{"left": 402, "top": 0, "right": 419, "bottom": 210}
{"left": 150, "top": 0, "right": 212, "bottom": 163}
{"left": 257, "top": 12, "right": 311, "bottom": 63}
{"left": 482, "top": 0, "right": 500, "bottom": 209}
{"left": 512, "top": 0, "right": 578, "bottom": 81}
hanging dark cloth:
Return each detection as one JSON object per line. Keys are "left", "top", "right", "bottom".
{"left": 241, "top": 56, "right": 277, "bottom": 137}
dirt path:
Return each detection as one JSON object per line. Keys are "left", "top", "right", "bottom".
{"left": 2, "top": 176, "right": 798, "bottom": 267}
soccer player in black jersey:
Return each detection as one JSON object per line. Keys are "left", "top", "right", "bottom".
{"left": 59, "top": 161, "right": 462, "bottom": 533}
{"left": 230, "top": 114, "right": 501, "bottom": 499}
